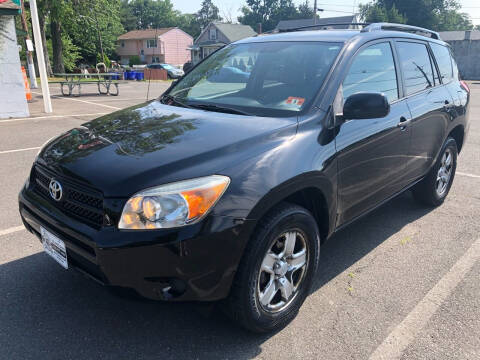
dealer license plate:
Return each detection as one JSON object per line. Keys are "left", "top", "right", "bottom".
{"left": 41, "top": 227, "right": 68, "bottom": 269}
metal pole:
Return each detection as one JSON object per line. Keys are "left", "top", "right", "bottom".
{"left": 313, "top": 0, "right": 317, "bottom": 25}
{"left": 29, "top": 0, "right": 52, "bottom": 113}
{"left": 20, "top": 0, "right": 37, "bottom": 88}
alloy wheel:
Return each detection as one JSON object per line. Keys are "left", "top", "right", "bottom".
{"left": 257, "top": 230, "right": 308, "bottom": 313}
{"left": 436, "top": 148, "right": 453, "bottom": 197}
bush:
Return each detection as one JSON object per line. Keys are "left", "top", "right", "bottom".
{"left": 129, "top": 55, "right": 141, "bottom": 67}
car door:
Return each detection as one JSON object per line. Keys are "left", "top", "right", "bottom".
{"left": 394, "top": 40, "right": 453, "bottom": 182}
{"left": 334, "top": 40, "right": 413, "bottom": 226}
{"left": 430, "top": 42, "right": 469, "bottom": 119}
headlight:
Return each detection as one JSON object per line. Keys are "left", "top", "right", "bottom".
{"left": 118, "top": 175, "right": 230, "bottom": 230}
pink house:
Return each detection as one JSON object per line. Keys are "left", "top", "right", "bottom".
{"left": 117, "top": 28, "right": 193, "bottom": 66}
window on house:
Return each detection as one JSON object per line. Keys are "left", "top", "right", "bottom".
{"left": 152, "top": 56, "right": 160, "bottom": 63}
{"left": 121, "top": 41, "right": 125, "bottom": 47}
{"left": 209, "top": 28, "right": 217, "bottom": 40}
{"left": 147, "top": 39, "right": 157, "bottom": 48}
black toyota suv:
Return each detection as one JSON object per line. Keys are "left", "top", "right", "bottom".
{"left": 19, "top": 23, "right": 470, "bottom": 333}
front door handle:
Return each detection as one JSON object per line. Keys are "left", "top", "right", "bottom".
{"left": 397, "top": 117, "right": 411, "bottom": 129}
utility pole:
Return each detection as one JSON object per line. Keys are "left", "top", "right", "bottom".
{"left": 313, "top": 0, "right": 317, "bottom": 25}
{"left": 30, "top": 0, "right": 52, "bottom": 113}
{"left": 20, "top": 0, "right": 37, "bottom": 88}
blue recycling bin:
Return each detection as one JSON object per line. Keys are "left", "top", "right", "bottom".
{"left": 135, "top": 71, "right": 144, "bottom": 81}
{"left": 128, "top": 71, "right": 137, "bottom": 80}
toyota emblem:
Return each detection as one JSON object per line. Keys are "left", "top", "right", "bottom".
{"left": 48, "top": 179, "right": 63, "bottom": 201}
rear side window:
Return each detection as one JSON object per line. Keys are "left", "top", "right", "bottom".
{"left": 397, "top": 42, "right": 435, "bottom": 95}
{"left": 450, "top": 48, "right": 460, "bottom": 80}
{"left": 342, "top": 42, "right": 399, "bottom": 103}
{"left": 430, "top": 43, "right": 454, "bottom": 83}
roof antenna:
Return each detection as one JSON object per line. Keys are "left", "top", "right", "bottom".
{"left": 146, "top": 27, "right": 159, "bottom": 101}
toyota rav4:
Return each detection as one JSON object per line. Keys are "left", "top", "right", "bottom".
{"left": 19, "top": 23, "right": 470, "bottom": 332}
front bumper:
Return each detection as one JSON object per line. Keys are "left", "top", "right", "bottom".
{"left": 19, "top": 185, "right": 253, "bottom": 301}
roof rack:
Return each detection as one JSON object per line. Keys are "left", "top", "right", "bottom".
{"left": 361, "top": 23, "right": 440, "bottom": 40}
{"left": 276, "top": 23, "right": 369, "bottom": 33}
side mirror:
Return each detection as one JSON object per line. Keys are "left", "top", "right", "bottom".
{"left": 343, "top": 93, "right": 390, "bottom": 120}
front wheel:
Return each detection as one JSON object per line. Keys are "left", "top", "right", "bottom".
{"left": 412, "top": 137, "right": 458, "bottom": 206}
{"left": 225, "top": 203, "right": 320, "bottom": 333}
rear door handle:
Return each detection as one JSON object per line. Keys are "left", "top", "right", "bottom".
{"left": 397, "top": 117, "right": 411, "bottom": 129}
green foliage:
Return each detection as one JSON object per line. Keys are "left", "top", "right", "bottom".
{"left": 359, "top": 3, "right": 405, "bottom": 23}
{"left": 65, "top": 0, "right": 124, "bottom": 64}
{"left": 119, "top": 0, "right": 219, "bottom": 38}
{"left": 119, "top": 0, "right": 180, "bottom": 30}
{"left": 298, "top": 0, "right": 314, "bottom": 19}
{"left": 359, "top": 0, "right": 473, "bottom": 31}
{"left": 98, "top": 53, "right": 111, "bottom": 69}
{"left": 62, "top": 34, "right": 81, "bottom": 72}
{"left": 176, "top": 13, "right": 202, "bottom": 38}
{"left": 129, "top": 55, "right": 141, "bottom": 67}
{"left": 195, "top": 0, "right": 222, "bottom": 29}
{"left": 238, "top": 0, "right": 315, "bottom": 32}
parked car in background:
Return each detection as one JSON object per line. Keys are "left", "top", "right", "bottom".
{"left": 19, "top": 23, "right": 469, "bottom": 333}
{"left": 147, "top": 63, "right": 184, "bottom": 78}
{"left": 209, "top": 66, "right": 250, "bottom": 83}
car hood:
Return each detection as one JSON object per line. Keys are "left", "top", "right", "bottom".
{"left": 37, "top": 101, "right": 296, "bottom": 197}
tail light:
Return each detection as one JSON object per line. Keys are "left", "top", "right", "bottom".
{"left": 460, "top": 80, "right": 470, "bottom": 93}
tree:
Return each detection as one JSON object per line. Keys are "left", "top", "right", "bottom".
{"left": 297, "top": 0, "right": 314, "bottom": 19}
{"left": 359, "top": 0, "right": 472, "bottom": 31}
{"left": 120, "top": 0, "right": 180, "bottom": 30}
{"left": 66, "top": 0, "right": 124, "bottom": 64}
{"left": 238, "top": 0, "right": 310, "bottom": 33}
{"left": 359, "top": 3, "right": 405, "bottom": 23}
{"left": 195, "top": 0, "right": 222, "bottom": 29}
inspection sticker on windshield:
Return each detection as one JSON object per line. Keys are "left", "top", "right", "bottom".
{"left": 285, "top": 97, "right": 305, "bottom": 107}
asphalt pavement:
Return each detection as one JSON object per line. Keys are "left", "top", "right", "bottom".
{"left": 0, "top": 81, "right": 479, "bottom": 360}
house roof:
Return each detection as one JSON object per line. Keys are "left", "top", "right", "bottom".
{"left": 0, "top": 0, "right": 21, "bottom": 15}
{"left": 276, "top": 15, "right": 358, "bottom": 31}
{"left": 118, "top": 28, "right": 175, "bottom": 40}
{"left": 213, "top": 22, "right": 257, "bottom": 42}
{"left": 439, "top": 30, "right": 480, "bottom": 41}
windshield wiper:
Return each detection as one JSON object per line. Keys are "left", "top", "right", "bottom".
{"left": 160, "top": 94, "right": 193, "bottom": 109}
{"left": 189, "top": 103, "right": 252, "bottom": 116}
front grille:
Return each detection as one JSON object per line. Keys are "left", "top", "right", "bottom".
{"left": 32, "top": 165, "right": 104, "bottom": 227}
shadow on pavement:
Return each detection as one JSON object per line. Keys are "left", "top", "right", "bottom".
{"left": 0, "top": 192, "right": 432, "bottom": 360}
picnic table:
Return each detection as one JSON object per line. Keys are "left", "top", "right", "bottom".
{"left": 52, "top": 73, "right": 121, "bottom": 96}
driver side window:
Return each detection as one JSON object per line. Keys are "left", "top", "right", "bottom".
{"left": 340, "top": 42, "right": 399, "bottom": 105}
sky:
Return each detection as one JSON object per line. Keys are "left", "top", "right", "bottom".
{"left": 172, "top": 0, "right": 480, "bottom": 26}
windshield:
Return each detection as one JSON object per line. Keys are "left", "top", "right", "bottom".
{"left": 162, "top": 64, "right": 175, "bottom": 70}
{"left": 168, "top": 41, "right": 342, "bottom": 117}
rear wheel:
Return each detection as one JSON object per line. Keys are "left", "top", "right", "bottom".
{"left": 225, "top": 203, "right": 320, "bottom": 333}
{"left": 412, "top": 137, "right": 457, "bottom": 206}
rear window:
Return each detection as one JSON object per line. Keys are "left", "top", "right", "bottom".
{"left": 396, "top": 42, "right": 435, "bottom": 95}
{"left": 430, "top": 43, "right": 454, "bottom": 83}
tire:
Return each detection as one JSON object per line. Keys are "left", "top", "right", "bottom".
{"left": 225, "top": 202, "right": 321, "bottom": 333}
{"left": 412, "top": 137, "right": 458, "bottom": 206}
